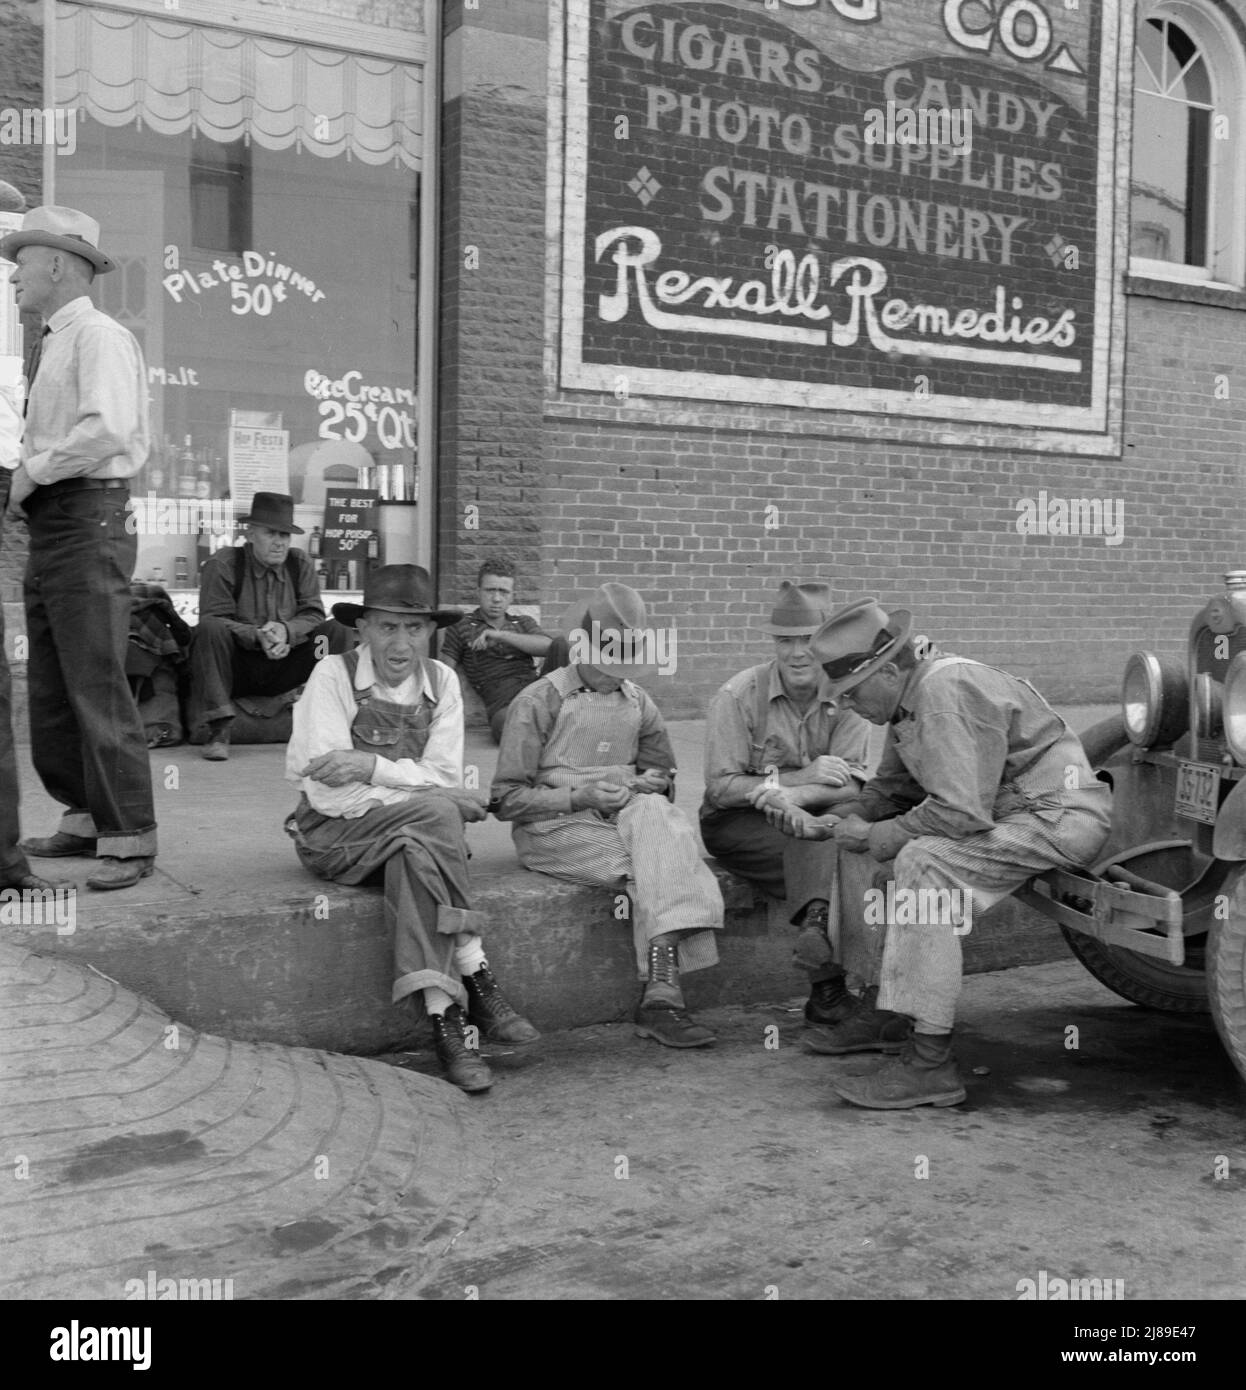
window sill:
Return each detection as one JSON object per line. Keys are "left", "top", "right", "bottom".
{"left": 1126, "top": 273, "right": 1246, "bottom": 310}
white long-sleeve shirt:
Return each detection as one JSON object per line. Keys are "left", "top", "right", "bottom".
{"left": 286, "top": 647, "right": 464, "bottom": 818}
{"left": 22, "top": 295, "right": 150, "bottom": 483}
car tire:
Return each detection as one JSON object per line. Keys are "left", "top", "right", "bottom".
{"left": 1060, "top": 928, "right": 1209, "bottom": 1013}
{"left": 1208, "top": 876, "right": 1246, "bottom": 1087}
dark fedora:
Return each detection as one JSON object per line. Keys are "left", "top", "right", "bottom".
{"left": 811, "top": 598, "right": 914, "bottom": 695}
{"left": 333, "top": 564, "right": 461, "bottom": 628}
{"left": 557, "top": 581, "right": 661, "bottom": 677}
{"left": 762, "top": 580, "right": 834, "bottom": 637}
{"left": 239, "top": 491, "right": 303, "bottom": 535}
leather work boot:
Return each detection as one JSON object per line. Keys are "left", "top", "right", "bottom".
{"left": 831, "top": 1033, "right": 967, "bottom": 1110}
{"left": 792, "top": 899, "right": 835, "bottom": 972}
{"left": 804, "top": 970, "right": 855, "bottom": 1026}
{"left": 464, "top": 963, "right": 540, "bottom": 1045}
{"left": 19, "top": 831, "right": 97, "bottom": 858}
{"left": 804, "top": 986, "right": 912, "bottom": 1055}
{"left": 86, "top": 856, "right": 155, "bottom": 891}
{"left": 431, "top": 1005, "right": 493, "bottom": 1093}
{"left": 202, "top": 720, "right": 231, "bottom": 761}
{"left": 634, "top": 935, "right": 716, "bottom": 1049}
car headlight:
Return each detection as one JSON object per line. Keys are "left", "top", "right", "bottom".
{"left": 1223, "top": 653, "right": 1246, "bottom": 763}
{"left": 1121, "top": 651, "right": 1188, "bottom": 748}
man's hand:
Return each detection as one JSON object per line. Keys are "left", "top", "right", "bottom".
{"left": 258, "top": 621, "right": 290, "bottom": 660}
{"left": 431, "top": 787, "right": 489, "bottom": 824}
{"left": 301, "top": 749, "right": 376, "bottom": 786}
{"left": 761, "top": 797, "right": 840, "bottom": 840}
{"left": 571, "top": 780, "right": 631, "bottom": 813}
{"left": 468, "top": 627, "right": 499, "bottom": 653}
{"left": 6, "top": 465, "right": 35, "bottom": 513}
{"left": 832, "top": 813, "right": 875, "bottom": 854}
{"left": 800, "top": 754, "right": 855, "bottom": 788}
{"left": 630, "top": 768, "right": 670, "bottom": 795}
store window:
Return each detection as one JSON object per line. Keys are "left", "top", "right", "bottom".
{"left": 1130, "top": 4, "right": 1246, "bottom": 286}
{"left": 51, "top": 1, "right": 429, "bottom": 589}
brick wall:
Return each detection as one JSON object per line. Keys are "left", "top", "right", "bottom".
{"left": 436, "top": 0, "right": 549, "bottom": 608}
{"left": 539, "top": 283, "right": 1246, "bottom": 718}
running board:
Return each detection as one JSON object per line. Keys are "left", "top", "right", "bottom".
{"left": 1017, "top": 866, "right": 1186, "bottom": 966}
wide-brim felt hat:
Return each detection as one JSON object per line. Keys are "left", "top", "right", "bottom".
{"left": 239, "top": 491, "right": 304, "bottom": 535}
{"left": 812, "top": 598, "right": 914, "bottom": 696}
{"left": 0, "top": 205, "right": 116, "bottom": 273}
{"left": 558, "top": 581, "right": 663, "bottom": 678}
{"left": 333, "top": 564, "right": 461, "bottom": 628}
{"left": 763, "top": 580, "right": 834, "bottom": 636}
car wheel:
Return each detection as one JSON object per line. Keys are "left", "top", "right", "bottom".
{"left": 1208, "top": 876, "right": 1246, "bottom": 1087}
{"left": 1060, "top": 928, "right": 1209, "bottom": 1013}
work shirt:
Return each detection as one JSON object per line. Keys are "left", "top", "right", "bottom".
{"left": 491, "top": 666, "right": 676, "bottom": 823}
{"left": 21, "top": 295, "right": 150, "bottom": 484}
{"left": 439, "top": 607, "right": 549, "bottom": 713}
{"left": 702, "top": 660, "right": 871, "bottom": 810}
{"left": 286, "top": 647, "right": 463, "bottom": 819}
{"left": 859, "top": 656, "right": 1102, "bottom": 841}
{"left": 199, "top": 544, "right": 325, "bottom": 650}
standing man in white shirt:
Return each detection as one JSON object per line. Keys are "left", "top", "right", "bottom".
{"left": 1, "top": 207, "right": 157, "bottom": 890}
{"left": 285, "top": 565, "right": 538, "bottom": 1094}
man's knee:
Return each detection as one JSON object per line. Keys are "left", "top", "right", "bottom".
{"left": 192, "top": 615, "right": 238, "bottom": 652}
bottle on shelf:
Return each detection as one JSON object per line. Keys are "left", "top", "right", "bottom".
{"left": 177, "top": 434, "right": 197, "bottom": 499}
{"left": 174, "top": 555, "right": 189, "bottom": 585}
{"left": 195, "top": 450, "right": 212, "bottom": 499}
{"left": 309, "top": 525, "right": 322, "bottom": 559}
{"left": 366, "top": 530, "right": 379, "bottom": 562}
{"left": 336, "top": 564, "right": 350, "bottom": 591}
{"left": 148, "top": 440, "right": 165, "bottom": 495}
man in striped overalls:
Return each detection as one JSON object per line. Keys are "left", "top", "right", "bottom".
{"left": 762, "top": 599, "right": 1112, "bottom": 1109}
{"left": 286, "top": 565, "right": 538, "bottom": 1094}
{"left": 492, "top": 583, "right": 724, "bottom": 1048}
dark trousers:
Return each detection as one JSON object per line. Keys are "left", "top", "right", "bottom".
{"left": 189, "top": 615, "right": 353, "bottom": 726}
{"left": 0, "top": 472, "right": 30, "bottom": 879}
{"left": 699, "top": 806, "right": 790, "bottom": 899}
{"left": 23, "top": 486, "right": 157, "bottom": 859}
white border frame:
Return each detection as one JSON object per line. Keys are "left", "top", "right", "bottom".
{"left": 551, "top": 0, "right": 1130, "bottom": 455}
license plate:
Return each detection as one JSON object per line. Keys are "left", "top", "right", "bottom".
{"left": 1174, "top": 759, "right": 1221, "bottom": 824}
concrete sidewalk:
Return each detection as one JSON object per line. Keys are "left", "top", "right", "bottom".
{"left": 7, "top": 707, "right": 1118, "bottom": 1054}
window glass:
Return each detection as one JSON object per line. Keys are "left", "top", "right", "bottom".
{"left": 53, "top": 4, "right": 422, "bottom": 588}
{"left": 1131, "top": 18, "right": 1212, "bottom": 268}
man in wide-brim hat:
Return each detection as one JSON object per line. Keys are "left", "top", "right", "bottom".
{"left": 763, "top": 598, "right": 1113, "bottom": 1110}
{"left": 701, "top": 580, "right": 872, "bottom": 1028}
{"left": 285, "top": 564, "right": 538, "bottom": 1093}
{"left": 189, "top": 491, "right": 352, "bottom": 760}
{"left": 4, "top": 206, "right": 158, "bottom": 890}
{"left": 491, "top": 582, "right": 725, "bottom": 1049}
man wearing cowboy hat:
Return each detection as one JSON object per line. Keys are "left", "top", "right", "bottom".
{"left": 764, "top": 598, "right": 1112, "bottom": 1109}
{"left": 701, "top": 580, "right": 872, "bottom": 1026}
{"left": 491, "top": 583, "right": 724, "bottom": 1048}
{"left": 286, "top": 564, "right": 538, "bottom": 1094}
{"left": 2, "top": 206, "right": 158, "bottom": 890}
{"left": 189, "top": 490, "right": 351, "bottom": 760}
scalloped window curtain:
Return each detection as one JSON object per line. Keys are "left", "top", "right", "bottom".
{"left": 54, "top": 3, "right": 423, "bottom": 169}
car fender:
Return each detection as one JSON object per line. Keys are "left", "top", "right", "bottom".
{"left": 1212, "top": 777, "right": 1246, "bottom": 860}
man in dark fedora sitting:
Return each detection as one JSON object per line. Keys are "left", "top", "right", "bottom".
{"left": 190, "top": 490, "right": 350, "bottom": 760}
{"left": 762, "top": 598, "right": 1112, "bottom": 1110}
{"left": 492, "top": 582, "right": 724, "bottom": 1049}
{"left": 701, "top": 579, "right": 871, "bottom": 1026}
{"left": 286, "top": 564, "right": 538, "bottom": 1094}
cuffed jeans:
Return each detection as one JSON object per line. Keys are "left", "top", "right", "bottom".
{"left": 23, "top": 486, "right": 156, "bottom": 858}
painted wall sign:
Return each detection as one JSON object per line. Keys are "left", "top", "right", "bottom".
{"left": 559, "top": 0, "right": 1125, "bottom": 443}
{"left": 303, "top": 368, "right": 417, "bottom": 451}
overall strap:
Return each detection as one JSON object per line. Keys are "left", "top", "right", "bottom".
{"left": 230, "top": 546, "right": 300, "bottom": 604}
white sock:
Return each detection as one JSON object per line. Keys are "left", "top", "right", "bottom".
{"left": 423, "top": 986, "right": 454, "bottom": 1016}
{"left": 453, "top": 936, "right": 487, "bottom": 977}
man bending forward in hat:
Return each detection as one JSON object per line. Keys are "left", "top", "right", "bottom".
{"left": 286, "top": 564, "right": 538, "bottom": 1093}
{"left": 491, "top": 583, "right": 724, "bottom": 1048}
{"left": 701, "top": 580, "right": 871, "bottom": 1027}
{"left": 764, "top": 599, "right": 1112, "bottom": 1109}
{"left": 191, "top": 491, "right": 351, "bottom": 760}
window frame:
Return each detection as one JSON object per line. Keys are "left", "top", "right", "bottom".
{"left": 1130, "top": 0, "right": 1246, "bottom": 289}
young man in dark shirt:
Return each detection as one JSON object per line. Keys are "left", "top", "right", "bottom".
{"left": 439, "top": 561, "right": 552, "bottom": 741}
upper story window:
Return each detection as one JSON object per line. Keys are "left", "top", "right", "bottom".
{"left": 1131, "top": 3, "right": 1246, "bottom": 287}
